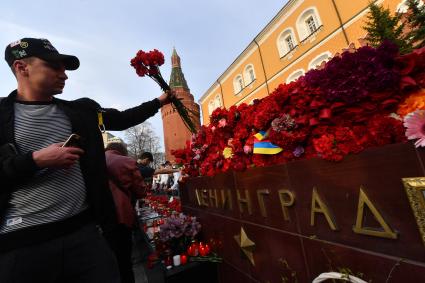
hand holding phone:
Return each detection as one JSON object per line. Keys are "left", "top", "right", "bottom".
{"left": 62, "top": 134, "right": 82, "bottom": 148}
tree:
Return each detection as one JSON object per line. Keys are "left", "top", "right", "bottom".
{"left": 405, "top": 0, "right": 425, "bottom": 48}
{"left": 363, "top": 2, "right": 412, "bottom": 54}
{"left": 124, "top": 122, "right": 164, "bottom": 168}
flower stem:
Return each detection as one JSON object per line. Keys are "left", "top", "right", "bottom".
{"left": 151, "top": 73, "right": 197, "bottom": 133}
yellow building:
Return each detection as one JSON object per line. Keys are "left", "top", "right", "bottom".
{"left": 199, "top": 0, "right": 413, "bottom": 125}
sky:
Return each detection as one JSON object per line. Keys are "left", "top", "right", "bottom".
{"left": 0, "top": 0, "right": 287, "bottom": 150}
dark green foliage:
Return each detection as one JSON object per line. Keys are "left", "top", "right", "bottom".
{"left": 405, "top": 0, "right": 425, "bottom": 48}
{"left": 363, "top": 2, "right": 412, "bottom": 54}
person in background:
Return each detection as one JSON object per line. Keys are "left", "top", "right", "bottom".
{"left": 104, "top": 142, "right": 145, "bottom": 283}
{"left": 151, "top": 173, "right": 161, "bottom": 193}
{"left": 170, "top": 165, "right": 182, "bottom": 196}
{"left": 137, "top": 154, "right": 178, "bottom": 194}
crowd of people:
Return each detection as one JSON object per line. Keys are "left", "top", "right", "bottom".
{"left": 0, "top": 37, "right": 183, "bottom": 283}
{"left": 105, "top": 143, "right": 183, "bottom": 283}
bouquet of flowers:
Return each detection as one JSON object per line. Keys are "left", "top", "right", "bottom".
{"left": 131, "top": 49, "right": 197, "bottom": 133}
{"left": 158, "top": 213, "right": 201, "bottom": 254}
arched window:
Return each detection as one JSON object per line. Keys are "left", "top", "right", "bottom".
{"left": 286, "top": 69, "right": 305, "bottom": 83}
{"left": 296, "top": 7, "right": 322, "bottom": 41}
{"left": 277, "top": 28, "right": 298, "bottom": 57}
{"left": 244, "top": 65, "right": 256, "bottom": 84}
{"left": 396, "top": 0, "right": 424, "bottom": 13}
{"left": 208, "top": 95, "right": 222, "bottom": 114}
{"left": 233, "top": 75, "right": 244, "bottom": 94}
{"left": 214, "top": 95, "right": 222, "bottom": 109}
{"left": 208, "top": 100, "right": 215, "bottom": 115}
{"left": 308, "top": 51, "right": 332, "bottom": 70}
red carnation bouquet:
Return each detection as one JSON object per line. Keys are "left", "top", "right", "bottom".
{"left": 131, "top": 49, "right": 197, "bottom": 133}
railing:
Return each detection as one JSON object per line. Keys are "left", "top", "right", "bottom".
{"left": 280, "top": 45, "right": 299, "bottom": 60}
{"left": 234, "top": 79, "right": 256, "bottom": 95}
{"left": 300, "top": 24, "right": 324, "bottom": 45}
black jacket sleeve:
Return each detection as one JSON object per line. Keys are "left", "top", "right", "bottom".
{"left": 101, "top": 99, "right": 161, "bottom": 131}
{"left": 74, "top": 97, "right": 161, "bottom": 131}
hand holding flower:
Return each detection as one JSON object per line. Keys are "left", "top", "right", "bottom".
{"left": 131, "top": 49, "right": 197, "bottom": 133}
{"left": 158, "top": 89, "right": 177, "bottom": 106}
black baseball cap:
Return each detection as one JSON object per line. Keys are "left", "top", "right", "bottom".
{"left": 5, "top": 38, "right": 80, "bottom": 70}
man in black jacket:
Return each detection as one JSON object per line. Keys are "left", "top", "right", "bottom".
{"left": 0, "top": 38, "right": 173, "bottom": 283}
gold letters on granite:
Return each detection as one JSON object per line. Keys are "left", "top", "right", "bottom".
{"left": 352, "top": 187, "right": 397, "bottom": 239}
{"left": 403, "top": 177, "right": 425, "bottom": 246}
{"left": 310, "top": 187, "right": 338, "bottom": 231}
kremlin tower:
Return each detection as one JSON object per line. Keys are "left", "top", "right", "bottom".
{"left": 161, "top": 48, "right": 201, "bottom": 162}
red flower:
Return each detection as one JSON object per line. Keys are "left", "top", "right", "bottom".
{"left": 172, "top": 43, "right": 425, "bottom": 177}
{"left": 130, "top": 49, "right": 165, "bottom": 77}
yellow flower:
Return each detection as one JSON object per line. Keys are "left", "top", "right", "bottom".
{"left": 222, "top": 147, "right": 233, "bottom": 159}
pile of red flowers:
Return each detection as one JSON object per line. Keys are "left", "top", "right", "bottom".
{"left": 173, "top": 42, "right": 425, "bottom": 177}
{"left": 145, "top": 195, "right": 182, "bottom": 214}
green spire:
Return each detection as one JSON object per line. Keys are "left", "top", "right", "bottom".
{"left": 169, "top": 48, "right": 189, "bottom": 90}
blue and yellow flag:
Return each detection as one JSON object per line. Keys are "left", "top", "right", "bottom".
{"left": 253, "top": 130, "right": 267, "bottom": 141}
{"left": 253, "top": 131, "right": 283, "bottom": 154}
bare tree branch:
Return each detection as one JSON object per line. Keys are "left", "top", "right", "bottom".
{"left": 124, "top": 122, "right": 164, "bottom": 168}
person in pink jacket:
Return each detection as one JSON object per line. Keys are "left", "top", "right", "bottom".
{"left": 104, "top": 142, "right": 145, "bottom": 283}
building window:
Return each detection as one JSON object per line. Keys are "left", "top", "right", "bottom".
{"left": 208, "top": 101, "right": 214, "bottom": 115}
{"left": 308, "top": 51, "right": 332, "bottom": 70}
{"left": 285, "top": 35, "right": 295, "bottom": 50}
{"left": 244, "top": 65, "right": 256, "bottom": 84}
{"left": 208, "top": 95, "right": 222, "bottom": 115}
{"left": 296, "top": 7, "right": 322, "bottom": 41}
{"left": 214, "top": 95, "right": 222, "bottom": 109}
{"left": 234, "top": 75, "right": 244, "bottom": 94}
{"left": 286, "top": 69, "right": 305, "bottom": 84}
{"left": 277, "top": 28, "right": 298, "bottom": 57}
{"left": 306, "top": 16, "right": 317, "bottom": 34}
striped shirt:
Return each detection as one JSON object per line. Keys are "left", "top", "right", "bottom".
{"left": 0, "top": 101, "right": 88, "bottom": 234}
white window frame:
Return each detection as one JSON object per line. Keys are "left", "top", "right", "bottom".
{"left": 214, "top": 94, "right": 222, "bottom": 109}
{"left": 233, "top": 75, "right": 244, "bottom": 94}
{"left": 286, "top": 69, "right": 305, "bottom": 84}
{"left": 285, "top": 35, "right": 295, "bottom": 50}
{"left": 277, "top": 28, "right": 298, "bottom": 57}
{"left": 244, "top": 64, "right": 256, "bottom": 84}
{"left": 306, "top": 16, "right": 317, "bottom": 34}
{"left": 308, "top": 51, "right": 332, "bottom": 70}
{"left": 296, "top": 7, "right": 322, "bottom": 41}
{"left": 208, "top": 100, "right": 215, "bottom": 115}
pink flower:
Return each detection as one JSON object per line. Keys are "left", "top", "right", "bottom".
{"left": 218, "top": 118, "right": 227, "bottom": 128}
{"left": 404, "top": 110, "right": 425, "bottom": 147}
{"left": 243, "top": 145, "right": 252, "bottom": 154}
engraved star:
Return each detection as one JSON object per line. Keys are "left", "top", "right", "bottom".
{"left": 234, "top": 227, "right": 256, "bottom": 266}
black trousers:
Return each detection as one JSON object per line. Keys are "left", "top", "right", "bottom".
{"left": 0, "top": 223, "right": 120, "bottom": 283}
{"left": 104, "top": 224, "right": 135, "bottom": 283}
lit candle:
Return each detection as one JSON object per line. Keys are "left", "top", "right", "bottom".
{"left": 204, "top": 244, "right": 211, "bottom": 255}
{"left": 187, "top": 246, "right": 194, "bottom": 256}
{"left": 199, "top": 246, "right": 206, "bottom": 257}
{"left": 180, "top": 254, "right": 187, "bottom": 265}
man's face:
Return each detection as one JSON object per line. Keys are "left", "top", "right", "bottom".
{"left": 141, "top": 158, "right": 152, "bottom": 166}
{"left": 21, "top": 57, "right": 68, "bottom": 96}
